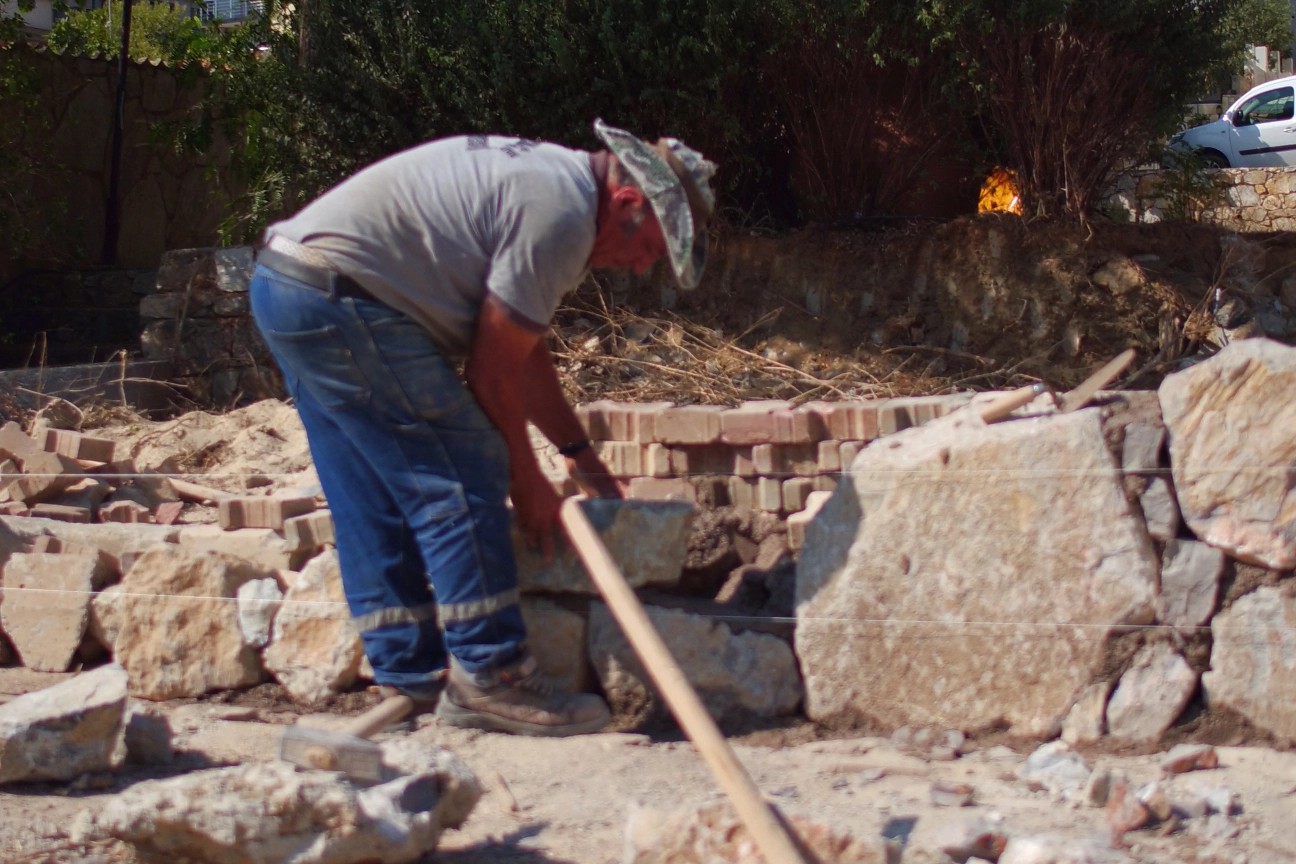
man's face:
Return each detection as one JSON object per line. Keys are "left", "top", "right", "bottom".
{"left": 590, "top": 185, "right": 668, "bottom": 274}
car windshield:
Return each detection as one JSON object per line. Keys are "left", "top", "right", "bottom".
{"left": 1234, "top": 87, "right": 1295, "bottom": 126}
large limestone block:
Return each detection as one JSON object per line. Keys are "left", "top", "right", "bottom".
{"left": 516, "top": 500, "right": 696, "bottom": 595}
{"left": 1, "top": 553, "right": 98, "bottom": 671}
{"left": 1159, "top": 339, "right": 1296, "bottom": 569}
{"left": 1105, "top": 643, "right": 1197, "bottom": 742}
{"left": 520, "top": 597, "right": 591, "bottom": 693}
{"left": 1203, "top": 584, "right": 1296, "bottom": 741}
{"left": 796, "top": 409, "right": 1157, "bottom": 736}
{"left": 90, "top": 749, "right": 479, "bottom": 864}
{"left": 589, "top": 602, "right": 801, "bottom": 729}
{"left": 262, "top": 550, "right": 363, "bottom": 704}
{"left": 0, "top": 664, "right": 128, "bottom": 783}
{"left": 113, "top": 546, "right": 269, "bottom": 699}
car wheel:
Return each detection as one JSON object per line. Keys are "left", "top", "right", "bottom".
{"left": 1199, "top": 150, "right": 1229, "bottom": 168}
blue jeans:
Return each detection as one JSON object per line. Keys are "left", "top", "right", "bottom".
{"left": 249, "top": 263, "right": 528, "bottom": 687}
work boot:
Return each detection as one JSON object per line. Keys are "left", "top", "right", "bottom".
{"left": 377, "top": 669, "right": 447, "bottom": 716}
{"left": 435, "top": 652, "right": 611, "bottom": 737}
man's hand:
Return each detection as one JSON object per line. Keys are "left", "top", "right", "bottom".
{"left": 511, "top": 464, "right": 563, "bottom": 561}
{"left": 566, "top": 447, "right": 624, "bottom": 499}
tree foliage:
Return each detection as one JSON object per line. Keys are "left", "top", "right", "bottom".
{"left": 1220, "top": 0, "right": 1293, "bottom": 59}
{"left": 48, "top": 1, "right": 219, "bottom": 63}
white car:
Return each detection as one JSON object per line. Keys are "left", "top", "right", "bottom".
{"left": 1175, "top": 75, "right": 1296, "bottom": 168}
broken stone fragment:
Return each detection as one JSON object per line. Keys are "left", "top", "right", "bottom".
{"left": 1105, "top": 776, "right": 1151, "bottom": 839}
{"left": 1018, "top": 742, "right": 1091, "bottom": 801}
{"left": 1159, "top": 338, "right": 1296, "bottom": 569}
{"left": 218, "top": 495, "right": 316, "bottom": 531}
{"left": 236, "top": 577, "right": 283, "bottom": 649}
{"left": 999, "top": 833, "right": 1133, "bottom": 864}
{"left": 624, "top": 801, "right": 895, "bottom": 864}
{"left": 1, "top": 552, "right": 99, "bottom": 672}
{"left": 1156, "top": 540, "right": 1224, "bottom": 630}
{"left": 515, "top": 499, "right": 696, "bottom": 595}
{"left": 91, "top": 753, "right": 479, "bottom": 864}
{"left": 283, "top": 509, "right": 336, "bottom": 551}
{"left": 1203, "top": 583, "right": 1296, "bottom": 741}
{"left": 98, "top": 500, "right": 152, "bottom": 524}
{"left": 28, "top": 535, "right": 118, "bottom": 589}
{"left": 1105, "top": 642, "right": 1197, "bottom": 742}
{"left": 796, "top": 408, "right": 1156, "bottom": 735}
{"left": 178, "top": 523, "right": 314, "bottom": 571}
{"left": 588, "top": 601, "right": 801, "bottom": 730}
{"left": 1139, "top": 476, "right": 1181, "bottom": 541}
{"left": 0, "top": 515, "right": 177, "bottom": 569}
{"left": 1060, "top": 681, "right": 1110, "bottom": 745}
{"left": 0, "top": 664, "right": 129, "bottom": 784}
{"left": 262, "top": 549, "right": 363, "bottom": 704}
{"left": 1121, "top": 423, "right": 1165, "bottom": 474}
{"left": 1159, "top": 743, "right": 1219, "bottom": 775}
{"left": 929, "top": 817, "right": 1009, "bottom": 864}
{"left": 111, "top": 545, "right": 268, "bottom": 699}
{"left": 11, "top": 450, "right": 84, "bottom": 505}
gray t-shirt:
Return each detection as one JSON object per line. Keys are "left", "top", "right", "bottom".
{"left": 268, "top": 135, "right": 598, "bottom": 357}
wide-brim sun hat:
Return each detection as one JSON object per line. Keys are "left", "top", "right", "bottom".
{"left": 593, "top": 118, "right": 717, "bottom": 290}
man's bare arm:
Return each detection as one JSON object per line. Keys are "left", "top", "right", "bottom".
{"left": 520, "top": 342, "right": 623, "bottom": 499}
{"left": 464, "top": 296, "right": 561, "bottom": 556}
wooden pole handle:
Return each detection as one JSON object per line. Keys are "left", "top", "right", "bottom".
{"left": 345, "top": 695, "right": 413, "bottom": 740}
{"left": 979, "top": 383, "right": 1046, "bottom": 424}
{"left": 560, "top": 499, "right": 809, "bottom": 864}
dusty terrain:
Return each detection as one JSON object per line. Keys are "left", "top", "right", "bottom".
{"left": 1, "top": 666, "right": 1293, "bottom": 864}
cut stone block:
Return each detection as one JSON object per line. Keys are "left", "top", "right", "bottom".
{"left": 1156, "top": 539, "right": 1224, "bottom": 630}
{"left": 787, "top": 490, "right": 833, "bottom": 551}
{"left": 653, "top": 406, "right": 723, "bottom": 444}
{"left": 111, "top": 545, "right": 269, "bottom": 699}
{"left": 839, "top": 440, "right": 864, "bottom": 471}
{"left": 1159, "top": 338, "right": 1296, "bottom": 569}
{"left": 0, "top": 516, "right": 177, "bottom": 570}
{"left": 727, "top": 476, "right": 756, "bottom": 510}
{"left": 589, "top": 602, "right": 801, "bottom": 729}
{"left": 43, "top": 429, "right": 115, "bottom": 464}
{"left": 751, "top": 443, "right": 818, "bottom": 477}
{"left": 29, "top": 502, "right": 91, "bottom": 523}
{"left": 0, "top": 664, "right": 128, "bottom": 784}
{"left": 594, "top": 441, "right": 642, "bottom": 477}
{"left": 11, "top": 451, "right": 83, "bottom": 505}
{"left": 1106, "top": 642, "right": 1197, "bottom": 742}
{"left": 99, "top": 500, "right": 152, "bottom": 524}
{"left": 516, "top": 500, "right": 696, "bottom": 595}
{"left": 756, "top": 477, "right": 782, "bottom": 512}
{"left": 717, "top": 401, "right": 794, "bottom": 445}
{"left": 218, "top": 496, "right": 316, "bottom": 531}
{"left": 283, "top": 509, "right": 336, "bottom": 551}
{"left": 796, "top": 408, "right": 1157, "bottom": 735}
{"left": 644, "top": 443, "right": 673, "bottom": 478}
{"left": 627, "top": 477, "right": 696, "bottom": 502}
{"left": 1202, "top": 583, "right": 1296, "bottom": 741}
{"left": 263, "top": 550, "right": 363, "bottom": 704}
{"left": 816, "top": 439, "right": 841, "bottom": 474}
{"left": 520, "top": 597, "right": 591, "bottom": 693}
{"left": 1, "top": 552, "right": 98, "bottom": 671}
{"left": 782, "top": 477, "right": 815, "bottom": 513}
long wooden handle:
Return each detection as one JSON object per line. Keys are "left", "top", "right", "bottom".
{"left": 560, "top": 498, "right": 808, "bottom": 864}
{"left": 979, "top": 383, "right": 1046, "bottom": 424}
{"left": 345, "top": 695, "right": 413, "bottom": 740}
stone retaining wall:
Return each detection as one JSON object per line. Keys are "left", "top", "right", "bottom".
{"left": 1106, "top": 166, "right": 1296, "bottom": 231}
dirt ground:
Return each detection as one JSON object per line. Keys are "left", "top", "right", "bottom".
{"left": 1, "top": 667, "right": 1293, "bottom": 864}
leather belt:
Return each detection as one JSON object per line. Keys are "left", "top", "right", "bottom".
{"left": 257, "top": 247, "right": 382, "bottom": 304}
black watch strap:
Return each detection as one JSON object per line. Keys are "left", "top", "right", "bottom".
{"left": 558, "top": 439, "right": 592, "bottom": 458}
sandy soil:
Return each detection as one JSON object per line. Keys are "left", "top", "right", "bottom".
{"left": 1, "top": 669, "right": 1293, "bottom": 864}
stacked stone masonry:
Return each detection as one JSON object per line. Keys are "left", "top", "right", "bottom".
{"left": 1106, "top": 165, "right": 1296, "bottom": 231}
{"left": 576, "top": 395, "right": 972, "bottom": 546}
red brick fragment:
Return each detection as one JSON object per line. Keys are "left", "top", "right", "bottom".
{"left": 99, "top": 500, "right": 152, "bottom": 524}
{"left": 154, "top": 501, "right": 184, "bottom": 525}
{"left": 218, "top": 496, "right": 316, "bottom": 531}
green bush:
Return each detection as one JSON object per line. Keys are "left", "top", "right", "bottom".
{"left": 48, "top": 1, "right": 220, "bottom": 63}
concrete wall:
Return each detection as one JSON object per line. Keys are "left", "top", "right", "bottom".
{"left": 1106, "top": 166, "right": 1296, "bottom": 232}
{"left": 0, "top": 44, "right": 236, "bottom": 285}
